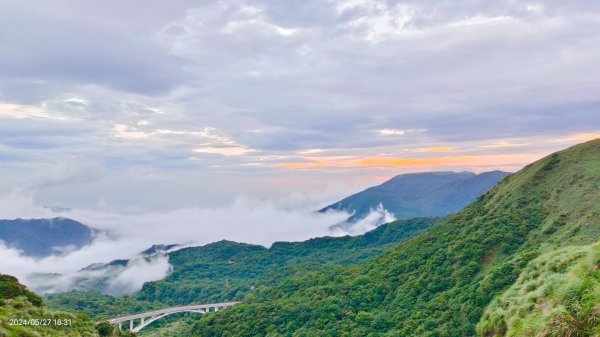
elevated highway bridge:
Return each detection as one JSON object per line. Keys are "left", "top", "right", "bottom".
{"left": 106, "top": 302, "right": 239, "bottom": 333}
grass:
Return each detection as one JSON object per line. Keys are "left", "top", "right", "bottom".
{"left": 0, "top": 274, "right": 137, "bottom": 337}
{"left": 0, "top": 296, "right": 99, "bottom": 337}
{"left": 477, "top": 242, "right": 600, "bottom": 337}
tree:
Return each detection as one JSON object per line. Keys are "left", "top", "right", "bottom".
{"left": 96, "top": 321, "right": 114, "bottom": 336}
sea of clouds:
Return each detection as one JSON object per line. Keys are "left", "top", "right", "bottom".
{"left": 0, "top": 188, "right": 395, "bottom": 294}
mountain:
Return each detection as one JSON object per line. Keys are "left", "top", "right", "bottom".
{"left": 0, "top": 218, "right": 97, "bottom": 257}
{"left": 321, "top": 170, "right": 510, "bottom": 223}
{"left": 189, "top": 139, "right": 600, "bottom": 336}
{"left": 137, "top": 217, "right": 437, "bottom": 306}
{"left": 30, "top": 244, "right": 179, "bottom": 295}
{"left": 82, "top": 244, "right": 179, "bottom": 272}
{"left": 140, "top": 244, "right": 180, "bottom": 256}
{"left": 46, "top": 217, "right": 438, "bottom": 320}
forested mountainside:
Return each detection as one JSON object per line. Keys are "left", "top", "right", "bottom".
{"left": 0, "top": 274, "right": 135, "bottom": 337}
{"left": 321, "top": 170, "right": 509, "bottom": 223}
{"left": 0, "top": 218, "right": 96, "bottom": 257}
{"left": 46, "top": 217, "right": 438, "bottom": 319}
{"left": 189, "top": 139, "right": 600, "bottom": 337}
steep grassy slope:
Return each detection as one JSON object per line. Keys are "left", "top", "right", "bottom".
{"left": 321, "top": 171, "right": 509, "bottom": 222}
{"left": 0, "top": 274, "right": 132, "bottom": 337}
{"left": 0, "top": 297, "right": 100, "bottom": 337}
{"left": 477, "top": 242, "right": 599, "bottom": 337}
{"left": 47, "top": 218, "right": 437, "bottom": 319}
{"left": 190, "top": 139, "right": 600, "bottom": 337}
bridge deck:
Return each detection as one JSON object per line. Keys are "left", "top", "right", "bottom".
{"left": 108, "top": 302, "right": 240, "bottom": 323}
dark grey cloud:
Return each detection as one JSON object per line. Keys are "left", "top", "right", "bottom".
{"left": 0, "top": 1, "right": 192, "bottom": 97}
{"left": 146, "top": 0, "right": 600, "bottom": 148}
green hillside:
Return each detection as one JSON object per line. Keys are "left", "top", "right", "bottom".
{"left": 188, "top": 139, "right": 600, "bottom": 336}
{"left": 47, "top": 218, "right": 437, "bottom": 320}
{"left": 478, "top": 242, "right": 599, "bottom": 337}
{"left": 0, "top": 274, "right": 134, "bottom": 337}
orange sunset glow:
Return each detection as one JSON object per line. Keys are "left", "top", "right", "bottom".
{"left": 277, "top": 154, "right": 539, "bottom": 170}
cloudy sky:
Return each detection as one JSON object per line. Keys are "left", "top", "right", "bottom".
{"left": 1, "top": 0, "right": 599, "bottom": 213}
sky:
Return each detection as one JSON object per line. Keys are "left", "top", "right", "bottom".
{"left": 1, "top": 0, "right": 599, "bottom": 213}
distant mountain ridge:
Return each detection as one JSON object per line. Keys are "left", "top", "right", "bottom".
{"left": 0, "top": 218, "right": 97, "bottom": 257}
{"left": 30, "top": 244, "right": 179, "bottom": 295}
{"left": 321, "top": 170, "right": 510, "bottom": 223}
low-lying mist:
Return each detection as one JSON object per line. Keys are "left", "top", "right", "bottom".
{"left": 0, "top": 189, "right": 395, "bottom": 294}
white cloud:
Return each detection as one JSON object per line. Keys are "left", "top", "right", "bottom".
{"left": 0, "top": 191, "right": 55, "bottom": 219}
{"left": 447, "top": 15, "right": 513, "bottom": 28}
{"left": 0, "top": 188, "right": 385, "bottom": 293}
{"left": 62, "top": 96, "right": 89, "bottom": 106}
{"left": 193, "top": 146, "right": 254, "bottom": 156}
{"left": 221, "top": 11, "right": 299, "bottom": 37}
{"left": 331, "top": 203, "right": 396, "bottom": 236}
{"left": 0, "top": 102, "right": 62, "bottom": 120}
{"left": 111, "top": 124, "right": 152, "bottom": 139}
{"left": 106, "top": 256, "right": 171, "bottom": 294}
{"left": 345, "top": 3, "right": 419, "bottom": 42}
{"left": 377, "top": 129, "right": 406, "bottom": 136}
{"left": 297, "top": 149, "right": 325, "bottom": 155}
{"left": 144, "top": 106, "right": 166, "bottom": 115}
{"left": 109, "top": 124, "right": 257, "bottom": 157}
{"left": 479, "top": 141, "right": 531, "bottom": 148}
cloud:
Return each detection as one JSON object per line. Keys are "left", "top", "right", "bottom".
{"left": 479, "top": 141, "right": 531, "bottom": 149}
{"left": 377, "top": 129, "right": 406, "bottom": 136}
{"left": 0, "top": 2, "right": 190, "bottom": 95}
{"left": 278, "top": 154, "right": 537, "bottom": 170}
{"left": 0, "top": 187, "right": 392, "bottom": 293}
{"left": 20, "top": 251, "right": 172, "bottom": 295}
{"left": 0, "top": 0, "right": 598, "bottom": 225}
{"left": 193, "top": 146, "right": 254, "bottom": 156}
{"left": 107, "top": 256, "right": 172, "bottom": 294}
{"left": 330, "top": 203, "right": 396, "bottom": 236}
{"left": 110, "top": 124, "right": 256, "bottom": 157}
{"left": 0, "top": 191, "right": 55, "bottom": 219}
{"left": 296, "top": 149, "right": 325, "bottom": 155}
{"left": 0, "top": 102, "right": 56, "bottom": 120}
{"left": 420, "top": 147, "right": 456, "bottom": 153}
{"left": 572, "top": 133, "right": 600, "bottom": 141}
{"left": 111, "top": 124, "right": 152, "bottom": 140}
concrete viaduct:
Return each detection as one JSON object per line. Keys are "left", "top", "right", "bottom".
{"left": 106, "top": 302, "right": 239, "bottom": 333}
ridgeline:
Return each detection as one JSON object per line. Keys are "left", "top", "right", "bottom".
{"left": 191, "top": 139, "right": 600, "bottom": 336}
